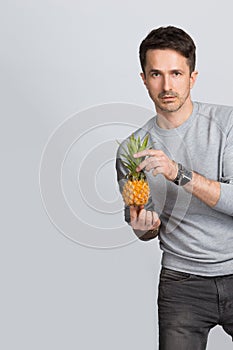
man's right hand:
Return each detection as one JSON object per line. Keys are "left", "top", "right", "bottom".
{"left": 130, "top": 206, "right": 161, "bottom": 240}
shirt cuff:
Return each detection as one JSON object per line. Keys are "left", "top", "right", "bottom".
{"left": 213, "top": 182, "right": 233, "bottom": 216}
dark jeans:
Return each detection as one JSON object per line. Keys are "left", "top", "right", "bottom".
{"left": 158, "top": 267, "right": 233, "bottom": 350}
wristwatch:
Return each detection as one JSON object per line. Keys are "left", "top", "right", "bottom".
{"left": 135, "top": 227, "right": 160, "bottom": 241}
{"left": 173, "top": 163, "right": 193, "bottom": 186}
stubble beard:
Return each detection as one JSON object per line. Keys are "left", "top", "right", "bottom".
{"left": 158, "top": 101, "right": 183, "bottom": 113}
{"left": 154, "top": 90, "right": 190, "bottom": 114}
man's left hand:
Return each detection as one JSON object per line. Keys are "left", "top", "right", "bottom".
{"left": 134, "top": 149, "right": 178, "bottom": 181}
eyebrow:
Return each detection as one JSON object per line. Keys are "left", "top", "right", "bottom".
{"left": 149, "top": 68, "right": 184, "bottom": 74}
{"left": 149, "top": 69, "right": 161, "bottom": 74}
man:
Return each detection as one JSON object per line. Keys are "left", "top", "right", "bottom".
{"left": 116, "top": 26, "right": 233, "bottom": 350}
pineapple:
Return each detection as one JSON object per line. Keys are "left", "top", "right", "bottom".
{"left": 120, "top": 133, "right": 150, "bottom": 206}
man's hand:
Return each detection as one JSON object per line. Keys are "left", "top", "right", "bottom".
{"left": 130, "top": 205, "right": 161, "bottom": 241}
{"left": 134, "top": 149, "right": 178, "bottom": 181}
{"left": 134, "top": 149, "right": 221, "bottom": 207}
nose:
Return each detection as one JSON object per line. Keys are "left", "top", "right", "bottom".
{"left": 162, "top": 75, "right": 172, "bottom": 92}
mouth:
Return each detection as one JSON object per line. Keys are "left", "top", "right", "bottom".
{"left": 161, "top": 96, "right": 176, "bottom": 102}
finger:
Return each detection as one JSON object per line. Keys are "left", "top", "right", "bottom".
{"left": 136, "top": 156, "right": 158, "bottom": 172}
{"left": 144, "top": 159, "right": 161, "bottom": 172}
{"left": 152, "top": 212, "right": 161, "bottom": 228}
{"left": 134, "top": 149, "right": 157, "bottom": 158}
{"left": 130, "top": 206, "right": 138, "bottom": 222}
{"left": 130, "top": 205, "right": 145, "bottom": 223}
{"left": 152, "top": 211, "right": 159, "bottom": 224}
{"left": 137, "top": 208, "right": 146, "bottom": 225}
{"left": 145, "top": 210, "right": 153, "bottom": 227}
{"left": 152, "top": 166, "right": 163, "bottom": 177}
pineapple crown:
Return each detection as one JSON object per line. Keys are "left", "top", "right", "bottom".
{"left": 120, "top": 133, "right": 151, "bottom": 181}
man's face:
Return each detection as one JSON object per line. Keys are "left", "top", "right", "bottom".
{"left": 141, "top": 49, "right": 197, "bottom": 114}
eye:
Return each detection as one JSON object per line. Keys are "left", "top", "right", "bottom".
{"left": 151, "top": 72, "right": 160, "bottom": 77}
{"left": 173, "top": 71, "right": 182, "bottom": 77}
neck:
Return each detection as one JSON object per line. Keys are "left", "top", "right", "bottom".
{"left": 156, "top": 100, "right": 194, "bottom": 129}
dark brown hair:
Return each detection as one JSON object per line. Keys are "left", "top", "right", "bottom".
{"left": 139, "top": 26, "right": 196, "bottom": 75}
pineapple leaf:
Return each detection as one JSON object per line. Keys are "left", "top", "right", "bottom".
{"left": 141, "top": 134, "right": 149, "bottom": 149}
{"left": 122, "top": 155, "right": 136, "bottom": 168}
{"left": 118, "top": 133, "right": 152, "bottom": 180}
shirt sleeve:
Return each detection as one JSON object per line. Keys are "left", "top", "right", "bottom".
{"left": 214, "top": 122, "right": 233, "bottom": 216}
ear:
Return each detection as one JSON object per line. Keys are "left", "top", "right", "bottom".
{"left": 140, "top": 72, "right": 147, "bottom": 88}
{"left": 190, "top": 71, "right": 198, "bottom": 89}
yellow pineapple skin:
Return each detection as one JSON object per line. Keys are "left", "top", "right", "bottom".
{"left": 122, "top": 179, "right": 150, "bottom": 206}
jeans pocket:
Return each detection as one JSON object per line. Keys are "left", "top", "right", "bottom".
{"left": 160, "top": 267, "right": 191, "bottom": 283}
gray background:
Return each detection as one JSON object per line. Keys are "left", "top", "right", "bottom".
{"left": 1, "top": 0, "right": 233, "bottom": 349}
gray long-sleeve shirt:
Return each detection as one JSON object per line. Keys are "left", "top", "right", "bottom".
{"left": 116, "top": 101, "right": 233, "bottom": 276}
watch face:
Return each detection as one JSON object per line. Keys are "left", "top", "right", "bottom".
{"left": 180, "top": 174, "right": 191, "bottom": 186}
{"left": 180, "top": 170, "right": 193, "bottom": 186}
{"left": 173, "top": 163, "right": 192, "bottom": 186}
